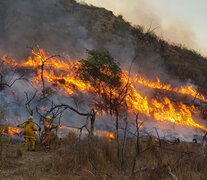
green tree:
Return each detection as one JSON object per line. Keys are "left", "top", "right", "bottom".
{"left": 78, "top": 50, "right": 128, "bottom": 159}
{"left": 78, "top": 50, "right": 123, "bottom": 114}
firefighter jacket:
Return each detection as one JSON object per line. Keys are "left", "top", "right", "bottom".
{"left": 18, "top": 121, "right": 37, "bottom": 138}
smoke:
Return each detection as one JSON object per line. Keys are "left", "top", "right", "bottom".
{"left": 78, "top": 0, "right": 199, "bottom": 52}
{"left": 0, "top": 0, "right": 97, "bottom": 59}
{"left": 0, "top": 0, "right": 116, "bottom": 130}
{"left": 0, "top": 0, "right": 206, "bottom": 140}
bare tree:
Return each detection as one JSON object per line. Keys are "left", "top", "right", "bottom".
{"left": 28, "top": 45, "right": 61, "bottom": 97}
{"left": 0, "top": 60, "right": 26, "bottom": 90}
{"left": 36, "top": 103, "right": 96, "bottom": 136}
{"left": 25, "top": 91, "right": 38, "bottom": 115}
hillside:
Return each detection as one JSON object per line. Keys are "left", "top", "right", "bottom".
{"left": 0, "top": 1, "right": 207, "bottom": 179}
{"left": 0, "top": 0, "right": 207, "bottom": 91}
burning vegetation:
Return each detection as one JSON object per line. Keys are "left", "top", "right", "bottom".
{"left": 0, "top": 1, "right": 207, "bottom": 179}
{"left": 1, "top": 47, "right": 207, "bottom": 132}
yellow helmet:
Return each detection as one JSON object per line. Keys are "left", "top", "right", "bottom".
{"left": 28, "top": 115, "right": 34, "bottom": 121}
{"left": 45, "top": 116, "right": 52, "bottom": 121}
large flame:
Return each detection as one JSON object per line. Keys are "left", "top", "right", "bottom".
{"left": 135, "top": 76, "right": 207, "bottom": 102}
{"left": 2, "top": 49, "right": 207, "bottom": 131}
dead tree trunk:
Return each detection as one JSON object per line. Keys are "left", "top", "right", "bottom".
{"left": 131, "top": 113, "right": 140, "bottom": 176}
{"left": 41, "top": 62, "right": 45, "bottom": 93}
{"left": 115, "top": 107, "right": 120, "bottom": 160}
{"left": 90, "top": 108, "right": 96, "bottom": 136}
{"left": 121, "top": 104, "right": 128, "bottom": 165}
{"left": 121, "top": 119, "right": 128, "bottom": 166}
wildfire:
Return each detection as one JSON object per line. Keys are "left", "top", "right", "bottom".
{"left": 135, "top": 75, "right": 207, "bottom": 102}
{"left": 7, "top": 126, "right": 22, "bottom": 136}
{"left": 0, "top": 126, "right": 22, "bottom": 136}
{"left": 96, "top": 130, "right": 115, "bottom": 140}
{"left": 58, "top": 125, "right": 115, "bottom": 140}
{"left": 1, "top": 49, "right": 207, "bottom": 131}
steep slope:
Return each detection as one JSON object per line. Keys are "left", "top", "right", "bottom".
{"left": 1, "top": 0, "right": 207, "bottom": 131}
{"left": 0, "top": 0, "right": 206, "bottom": 92}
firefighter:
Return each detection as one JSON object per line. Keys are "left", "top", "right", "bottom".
{"left": 41, "top": 116, "right": 58, "bottom": 150}
{"left": 17, "top": 115, "right": 38, "bottom": 151}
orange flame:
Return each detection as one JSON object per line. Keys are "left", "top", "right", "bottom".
{"left": 2, "top": 48, "right": 207, "bottom": 131}
{"left": 135, "top": 75, "right": 207, "bottom": 102}
{"left": 7, "top": 126, "right": 22, "bottom": 136}
{"left": 58, "top": 125, "right": 115, "bottom": 140}
{"left": 96, "top": 130, "right": 115, "bottom": 140}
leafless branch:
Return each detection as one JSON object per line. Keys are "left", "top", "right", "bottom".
{"left": 28, "top": 45, "right": 61, "bottom": 96}
{"left": 25, "top": 90, "right": 38, "bottom": 115}
{"left": 0, "top": 74, "right": 26, "bottom": 88}
{"left": 154, "top": 127, "right": 162, "bottom": 147}
{"left": 45, "top": 104, "right": 91, "bottom": 117}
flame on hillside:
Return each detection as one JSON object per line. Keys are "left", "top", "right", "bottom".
{"left": 2, "top": 49, "right": 207, "bottom": 131}
{"left": 135, "top": 76, "right": 207, "bottom": 102}
{"left": 0, "top": 126, "right": 22, "bottom": 136}
{"left": 96, "top": 130, "right": 115, "bottom": 140}
{"left": 7, "top": 127, "right": 22, "bottom": 136}
{"left": 58, "top": 125, "right": 115, "bottom": 140}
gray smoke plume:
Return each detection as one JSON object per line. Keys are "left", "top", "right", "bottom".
{"left": 0, "top": 0, "right": 96, "bottom": 59}
{"left": 0, "top": 0, "right": 136, "bottom": 125}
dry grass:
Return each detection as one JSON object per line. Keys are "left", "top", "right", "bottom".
{"left": 0, "top": 133, "right": 206, "bottom": 180}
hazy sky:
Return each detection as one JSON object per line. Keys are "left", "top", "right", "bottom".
{"left": 77, "top": 0, "right": 207, "bottom": 56}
